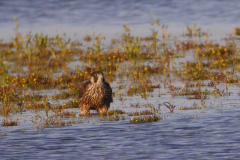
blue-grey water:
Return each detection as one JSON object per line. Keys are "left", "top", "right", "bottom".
{"left": 1, "top": 0, "right": 240, "bottom": 26}
{"left": 1, "top": 0, "right": 240, "bottom": 159}
{"left": 1, "top": 105, "right": 240, "bottom": 159}
{"left": 1, "top": 0, "right": 240, "bottom": 41}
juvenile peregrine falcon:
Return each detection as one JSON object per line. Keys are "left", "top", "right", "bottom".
{"left": 78, "top": 71, "right": 113, "bottom": 115}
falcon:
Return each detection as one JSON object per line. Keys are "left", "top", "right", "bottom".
{"left": 78, "top": 71, "right": 113, "bottom": 115}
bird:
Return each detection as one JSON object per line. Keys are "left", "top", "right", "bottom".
{"left": 78, "top": 71, "right": 113, "bottom": 116}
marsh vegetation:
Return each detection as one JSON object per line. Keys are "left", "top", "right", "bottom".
{"left": 0, "top": 17, "right": 240, "bottom": 130}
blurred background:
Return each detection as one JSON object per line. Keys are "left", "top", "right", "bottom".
{"left": 1, "top": 0, "right": 240, "bottom": 41}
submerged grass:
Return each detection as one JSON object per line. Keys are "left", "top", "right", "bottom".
{"left": 1, "top": 119, "right": 18, "bottom": 126}
{"left": 100, "top": 109, "right": 125, "bottom": 116}
{"left": 129, "top": 114, "right": 161, "bottom": 123}
{"left": 128, "top": 110, "right": 152, "bottom": 116}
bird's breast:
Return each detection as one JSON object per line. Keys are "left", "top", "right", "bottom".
{"left": 79, "top": 82, "right": 112, "bottom": 107}
{"left": 88, "top": 85, "right": 104, "bottom": 99}
{"left": 82, "top": 85, "right": 105, "bottom": 105}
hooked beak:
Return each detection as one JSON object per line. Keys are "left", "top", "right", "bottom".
{"left": 99, "top": 74, "right": 103, "bottom": 79}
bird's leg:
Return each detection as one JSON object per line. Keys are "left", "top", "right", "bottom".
{"left": 98, "top": 103, "right": 110, "bottom": 114}
{"left": 99, "top": 107, "right": 108, "bottom": 114}
{"left": 80, "top": 104, "right": 90, "bottom": 116}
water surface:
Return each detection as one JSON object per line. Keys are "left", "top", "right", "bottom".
{"left": 1, "top": 1, "right": 240, "bottom": 159}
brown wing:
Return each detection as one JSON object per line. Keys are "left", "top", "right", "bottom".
{"left": 104, "top": 82, "right": 113, "bottom": 103}
{"left": 78, "top": 80, "right": 91, "bottom": 99}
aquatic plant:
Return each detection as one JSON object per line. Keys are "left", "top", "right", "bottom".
{"left": 1, "top": 119, "right": 18, "bottom": 126}
{"left": 129, "top": 114, "right": 161, "bottom": 123}
{"left": 128, "top": 110, "right": 151, "bottom": 116}
{"left": 164, "top": 102, "right": 175, "bottom": 113}
{"left": 100, "top": 109, "right": 125, "bottom": 116}
{"left": 0, "top": 17, "right": 239, "bottom": 128}
{"left": 100, "top": 114, "right": 121, "bottom": 121}
{"left": 185, "top": 23, "right": 207, "bottom": 37}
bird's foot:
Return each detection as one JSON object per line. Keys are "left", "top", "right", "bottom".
{"left": 80, "top": 109, "right": 90, "bottom": 116}
{"left": 98, "top": 107, "right": 108, "bottom": 115}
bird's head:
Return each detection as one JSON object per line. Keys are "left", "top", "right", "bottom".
{"left": 90, "top": 71, "right": 105, "bottom": 84}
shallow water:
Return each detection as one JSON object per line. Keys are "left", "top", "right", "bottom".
{"left": 1, "top": 106, "right": 240, "bottom": 159}
{"left": 1, "top": 89, "right": 240, "bottom": 159}
{"left": 1, "top": 1, "right": 240, "bottom": 160}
